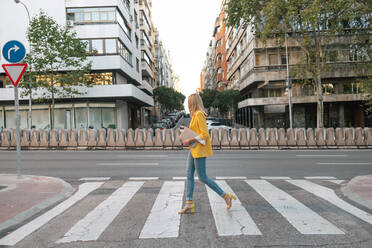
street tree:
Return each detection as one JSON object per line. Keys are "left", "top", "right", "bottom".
{"left": 214, "top": 89, "right": 242, "bottom": 118}
{"left": 20, "top": 11, "right": 92, "bottom": 129}
{"left": 226, "top": 0, "right": 372, "bottom": 128}
{"left": 153, "top": 86, "right": 185, "bottom": 113}
{"left": 200, "top": 88, "right": 218, "bottom": 113}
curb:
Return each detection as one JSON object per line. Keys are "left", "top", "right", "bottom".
{"left": 0, "top": 176, "right": 74, "bottom": 234}
{"left": 341, "top": 175, "right": 372, "bottom": 210}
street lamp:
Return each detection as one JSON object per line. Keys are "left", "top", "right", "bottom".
{"left": 14, "top": 0, "right": 33, "bottom": 129}
{"left": 285, "top": 30, "right": 293, "bottom": 129}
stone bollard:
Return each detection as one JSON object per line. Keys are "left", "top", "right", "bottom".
{"left": 355, "top": 127, "right": 366, "bottom": 147}
{"left": 39, "top": 130, "right": 50, "bottom": 147}
{"left": 278, "top": 128, "right": 287, "bottom": 147}
{"left": 97, "top": 129, "right": 107, "bottom": 147}
{"left": 286, "top": 128, "right": 296, "bottom": 147}
{"left": 239, "top": 128, "right": 249, "bottom": 148}
{"left": 68, "top": 129, "right": 78, "bottom": 147}
{"left": 315, "top": 128, "right": 326, "bottom": 147}
{"left": 50, "top": 129, "right": 59, "bottom": 147}
{"left": 267, "top": 128, "right": 278, "bottom": 147}
{"left": 220, "top": 129, "right": 230, "bottom": 148}
{"left": 211, "top": 129, "right": 220, "bottom": 148}
{"left": 87, "top": 129, "right": 98, "bottom": 147}
{"left": 335, "top": 128, "right": 345, "bottom": 146}
{"left": 364, "top": 128, "right": 372, "bottom": 147}
{"left": 30, "top": 129, "right": 39, "bottom": 147}
{"left": 163, "top": 129, "right": 173, "bottom": 148}
{"left": 306, "top": 128, "right": 317, "bottom": 147}
{"left": 78, "top": 129, "right": 88, "bottom": 147}
{"left": 296, "top": 128, "right": 307, "bottom": 147}
{"left": 116, "top": 129, "right": 126, "bottom": 147}
{"left": 230, "top": 129, "right": 239, "bottom": 148}
{"left": 249, "top": 128, "right": 258, "bottom": 148}
{"left": 58, "top": 130, "right": 69, "bottom": 147}
{"left": 325, "top": 128, "right": 336, "bottom": 147}
{"left": 154, "top": 129, "right": 163, "bottom": 148}
{"left": 1, "top": 129, "right": 11, "bottom": 147}
{"left": 144, "top": 129, "right": 154, "bottom": 147}
{"left": 10, "top": 129, "right": 17, "bottom": 147}
{"left": 106, "top": 129, "right": 116, "bottom": 147}
{"left": 126, "top": 129, "right": 135, "bottom": 147}
{"left": 134, "top": 129, "right": 145, "bottom": 147}
{"left": 21, "top": 129, "right": 30, "bottom": 147}
{"left": 258, "top": 128, "right": 268, "bottom": 147}
{"left": 344, "top": 128, "right": 356, "bottom": 146}
{"left": 173, "top": 128, "right": 183, "bottom": 148}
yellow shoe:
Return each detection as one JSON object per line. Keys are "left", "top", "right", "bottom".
{"left": 224, "top": 193, "right": 236, "bottom": 210}
{"left": 178, "top": 201, "right": 195, "bottom": 214}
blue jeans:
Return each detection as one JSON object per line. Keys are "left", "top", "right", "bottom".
{"left": 186, "top": 152, "right": 225, "bottom": 201}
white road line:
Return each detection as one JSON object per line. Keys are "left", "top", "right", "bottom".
{"left": 206, "top": 180, "right": 261, "bottom": 236}
{"left": 246, "top": 180, "right": 343, "bottom": 235}
{"left": 327, "top": 180, "right": 345, "bottom": 185}
{"left": 97, "top": 163, "right": 159, "bottom": 166}
{"left": 139, "top": 181, "right": 185, "bottom": 239}
{"left": 215, "top": 176, "right": 247, "bottom": 180}
{"left": 129, "top": 177, "right": 159, "bottom": 181}
{"left": 288, "top": 180, "right": 372, "bottom": 225}
{"left": 304, "top": 176, "right": 337, "bottom": 180}
{"left": 57, "top": 181, "right": 144, "bottom": 243}
{"left": 116, "top": 155, "right": 169, "bottom": 158}
{"left": 172, "top": 177, "right": 199, "bottom": 180}
{"left": 79, "top": 177, "right": 111, "bottom": 181}
{"left": 260, "top": 177, "right": 291, "bottom": 180}
{"left": 317, "top": 163, "right": 372, "bottom": 165}
{"left": 0, "top": 182, "right": 103, "bottom": 246}
{"left": 296, "top": 155, "right": 348, "bottom": 157}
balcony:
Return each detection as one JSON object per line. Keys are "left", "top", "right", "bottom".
{"left": 141, "top": 60, "right": 154, "bottom": 78}
{"left": 139, "top": 79, "right": 153, "bottom": 95}
{"left": 0, "top": 84, "right": 154, "bottom": 107}
{"left": 238, "top": 93, "right": 370, "bottom": 108}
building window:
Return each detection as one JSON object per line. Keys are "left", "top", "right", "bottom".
{"left": 281, "top": 54, "right": 289, "bottom": 65}
{"left": 91, "top": 40, "right": 104, "bottom": 54}
{"left": 255, "top": 54, "right": 260, "bottom": 66}
{"left": 136, "top": 58, "right": 140, "bottom": 72}
{"left": 105, "top": 39, "right": 117, "bottom": 54}
{"left": 216, "top": 39, "right": 221, "bottom": 47}
{"left": 118, "top": 40, "right": 132, "bottom": 65}
{"left": 142, "top": 51, "right": 152, "bottom": 68}
{"left": 141, "top": 31, "right": 151, "bottom": 48}
{"left": 136, "top": 35, "right": 139, "bottom": 49}
{"left": 85, "top": 72, "right": 116, "bottom": 85}
{"left": 83, "top": 38, "right": 120, "bottom": 55}
{"left": 269, "top": 54, "right": 278, "bottom": 65}
{"left": 140, "top": 10, "right": 151, "bottom": 32}
{"left": 116, "top": 10, "right": 131, "bottom": 39}
{"left": 123, "top": 0, "right": 130, "bottom": 13}
{"left": 217, "top": 67, "right": 222, "bottom": 74}
{"left": 67, "top": 7, "right": 116, "bottom": 23}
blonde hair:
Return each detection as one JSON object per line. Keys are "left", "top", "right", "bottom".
{"left": 188, "top": 93, "right": 206, "bottom": 117}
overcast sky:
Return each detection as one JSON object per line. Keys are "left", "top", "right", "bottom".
{"left": 152, "top": 0, "right": 221, "bottom": 100}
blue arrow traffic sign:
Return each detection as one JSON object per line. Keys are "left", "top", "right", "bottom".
{"left": 2, "top": 40, "right": 26, "bottom": 63}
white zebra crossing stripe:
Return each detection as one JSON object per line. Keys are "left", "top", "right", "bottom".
{"left": 287, "top": 180, "right": 372, "bottom": 225}
{"left": 57, "top": 181, "right": 144, "bottom": 243}
{"left": 206, "top": 180, "right": 262, "bottom": 236}
{"left": 304, "top": 176, "right": 337, "bottom": 180}
{"left": 260, "top": 177, "right": 291, "bottom": 180}
{"left": 327, "top": 180, "right": 344, "bottom": 185}
{"left": 139, "top": 181, "right": 185, "bottom": 239}
{"left": 79, "top": 177, "right": 111, "bottom": 181}
{"left": 215, "top": 176, "right": 247, "bottom": 180}
{"left": 129, "top": 177, "right": 159, "bottom": 180}
{"left": 0, "top": 182, "right": 104, "bottom": 246}
{"left": 246, "top": 180, "right": 344, "bottom": 235}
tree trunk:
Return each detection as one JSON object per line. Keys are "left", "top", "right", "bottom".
{"left": 51, "top": 73, "right": 55, "bottom": 129}
{"left": 316, "top": 74, "right": 324, "bottom": 128}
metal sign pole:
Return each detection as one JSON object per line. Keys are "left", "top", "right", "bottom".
{"left": 14, "top": 85, "right": 22, "bottom": 179}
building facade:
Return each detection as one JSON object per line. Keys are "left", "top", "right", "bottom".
{"left": 0, "top": 0, "right": 175, "bottom": 130}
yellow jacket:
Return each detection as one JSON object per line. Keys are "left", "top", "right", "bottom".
{"left": 189, "top": 110, "right": 213, "bottom": 158}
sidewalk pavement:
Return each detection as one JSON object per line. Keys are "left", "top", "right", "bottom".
{"left": 342, "top": 175, "right": 372, "bottom": 210}
{"left": 0, "top": 174, "right": 73, "bottom": 235}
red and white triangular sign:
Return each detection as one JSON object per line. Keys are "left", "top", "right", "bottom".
{"left": 2, "top": 64, "right": 28, "bottom": 87}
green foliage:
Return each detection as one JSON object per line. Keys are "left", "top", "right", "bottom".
{"left": 213, "top": 89, "right": 242, "bottom": 116}
{"left": 226, "top": 0, "right": 372, "bottom": 127}
{"left": 200, "top": 88, "right": 218, "bottom": 109}
{"left": 20, "top": 11, "right": 92, "bottom": 128}
{"left": 153, "top": 86, "right": 185, "bottom": 112}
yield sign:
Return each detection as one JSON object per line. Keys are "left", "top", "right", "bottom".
{"left": 2, "top": 64, "right": 28, "bottom": 87}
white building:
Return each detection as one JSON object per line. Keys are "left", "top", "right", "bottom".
{"left": 0, "top": 0, "right": 154, "bottom": 130}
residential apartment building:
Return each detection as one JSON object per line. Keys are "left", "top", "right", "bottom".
{"left": 154, "top": 29, "right": 174, "bottom": 88}
{"left": 201, "top": 0, "right": 371, "bottom": 128}
{"left": 226, "top": 24, "right": 371, "bottom": 128}
{"left": 0, "top": 0, "right": 174, "bottom": 130}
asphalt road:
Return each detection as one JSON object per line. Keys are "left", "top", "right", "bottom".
{"left": 0, "top": 149, "right": 371, "bottom": 181}
{"left": 1, "top": 150, "right": 372, "bottom": 248}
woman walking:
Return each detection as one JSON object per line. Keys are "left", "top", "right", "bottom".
{"left": 179, "top": 93, "right": 236, "bottom": 214}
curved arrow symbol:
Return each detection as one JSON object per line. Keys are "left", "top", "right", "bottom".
{"left": 7, "top": 45, "right": 20, "bottom": 60}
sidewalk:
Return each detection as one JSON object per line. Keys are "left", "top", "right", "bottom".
{"left": 0, "top": 174, "right": 73, "bottom": 234}
{"left": 342, "top": 175, "right": 372, "bottom": 210}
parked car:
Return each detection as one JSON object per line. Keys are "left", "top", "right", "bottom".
{"left": 206, "top": 120, "right": 232, "bottom": 132}
{"left": 151, "top": 122, "right": 167, "bottom": 130}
